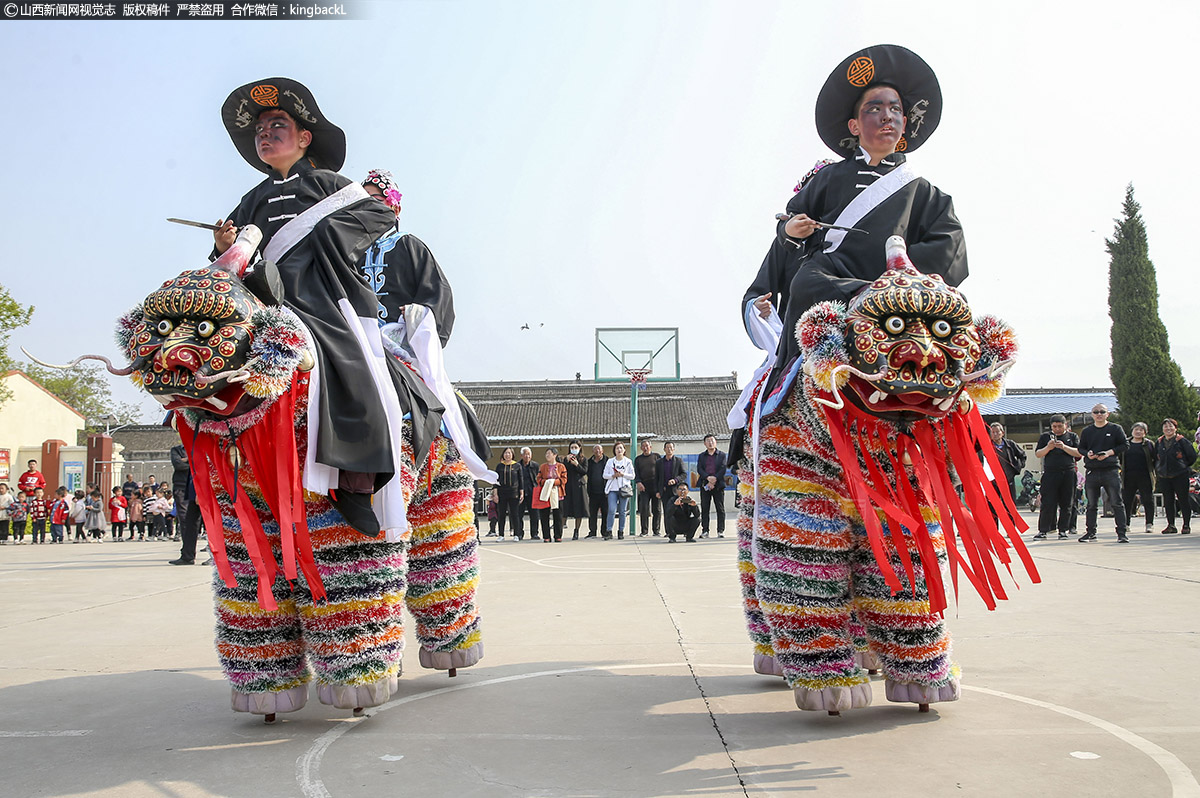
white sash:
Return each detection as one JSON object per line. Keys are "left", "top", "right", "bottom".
{"left": 263, "top": 183, "right": 370, "bottom": 263}
{"left": 823, "top": 161, "right": 919, "bottom": 253}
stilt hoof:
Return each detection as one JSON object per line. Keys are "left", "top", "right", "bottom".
{"left": 264, "top": 713, "right": 276, "bottom": 724}
{"left": 231, "top": 683, "right": 308, "bottom": 716}
{"left": 794, "top": 683, "right": 873, "bottom": 712}
{"left": 884, "top": 677, "right": 960, "bottom": 705}
{"left": 352, "top": 707, "right": 365, "bottom": 717}
{"left": 753, "top": 653, "right": 785, "bottom": 677}
{"left": 448, "top": 668, "right": 457, "bottom": 678}
{"left": 316, "top": 673, "right": 400, "bottom": 710}
{"left": 419, "top": 642, "right": 483, "bottom": 671}
{"left": 918, "top": 704, "right": 930, "bottom": 713}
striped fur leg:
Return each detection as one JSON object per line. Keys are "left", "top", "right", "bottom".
{"left": 848, "top": 610, "right": 879, "bottom": 672}
{"left": 406, "top": 435, "right": 483, "bottom": 671}
{"left": 214, "top": 523, "right": 311, "bottom": 714}
{"left": 296, "top": 493, "right": 408, "bottom": 709}
{"left": 753, "top": 408, "right": 864, "bottom": 695}
{"left": 737, "top": 459, "right": 779, "bottom": 675}
{"left": 850, "top": 518, "right": 959, "bottom": 701}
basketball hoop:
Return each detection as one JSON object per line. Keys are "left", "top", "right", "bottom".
{"left": 626, "top": 368, "right": 651, "bottom": 391}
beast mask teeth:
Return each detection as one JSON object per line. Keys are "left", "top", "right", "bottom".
{"left": 843, "top": 257, "right": 981, "bottom": 417}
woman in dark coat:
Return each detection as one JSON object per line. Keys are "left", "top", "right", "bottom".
{"left": 561, "top": 440, "right": 588, "bottom": 539}
{"left": 1156, "top": 418, "right": 1196, "bottom": 534}
{"left": 493, "top": 447, "right": 525, "bottom": 540}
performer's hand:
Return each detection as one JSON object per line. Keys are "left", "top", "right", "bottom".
{"left": 784, "top": 214, "right": 818, "bottom": 240}
{"left": 754, "top": 294, "right": 774, "bottom": 319}
{"left": 214, "top": 219, "right": 237, "bottom": 254}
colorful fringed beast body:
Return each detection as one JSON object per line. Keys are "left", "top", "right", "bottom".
{"left": 112, "top": 227, "right": 483, "bottom": 720}
{"left": 738, "top": 236, "right": 1037, "bottom": 714}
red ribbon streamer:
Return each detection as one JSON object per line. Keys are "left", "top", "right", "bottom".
{"left": 176, "top": 376, "right": 328, "bottom": 611}
{"left": 819, "top": 393, "right": 1039, "bottom": 613}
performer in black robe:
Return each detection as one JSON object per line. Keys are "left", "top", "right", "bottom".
{"left": 740, "top": 45, "right": 968, "bottom": 418}
{"left": 357, "top": 169, "right": 492, "bottom": 471}
{"left": 213, "top": 78, "right": 444, "bottom": 532}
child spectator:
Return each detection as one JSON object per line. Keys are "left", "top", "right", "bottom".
{"left": 164, "top": 489, "right": 177, "bottom": 540}
{"left": 8, "top": 491, "right": 27, "bottom": 543}
{"left": 108, "top": 487, "right": 128, "bottom": 541}
{"left": 70, "top": 490, "right": 87, "bottom": 542}
{"left": 29, "top": 487, "right": 49, "bottom": 544}
{"left": 0, "top": 483, "right": 13, "bottom": 544}
{"left": 84, "top": 489, "right": 105, "bottom": 542}
{"left": 127, "top": 489, "right": 145, "bottom": 541}
{"left": 49, "top": 487, "right": 70, "bottom": 544}
{"left": 146, "top": 489, "right": 170, "bottom": 539}
{"left": 161, "top": 489, "right": 176, "bottom": 539}
{"left": 485, "top": 488, "right": 499, "bottom": 537}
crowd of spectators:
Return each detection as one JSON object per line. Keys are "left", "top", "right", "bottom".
{"left": 485, "top": 436, "right": 731, "bottom": 543}
{"left": 997, "top": 406, "right": 1200, "bottom": 542}
{"left": 0, "top": 460, "right": 182, "bottom": 545}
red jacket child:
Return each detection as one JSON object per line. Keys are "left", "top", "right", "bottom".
{"left": 18, "top": 465, "right": 46, "bottom": 498}
{"left": 108, "top": 493, "right": 128, "bottom": 524}
{"left": 51, "top": 495, "right": 71, "bottom": 525}
{"left": 28, "top": 493, "right": 50, "bottom": 521}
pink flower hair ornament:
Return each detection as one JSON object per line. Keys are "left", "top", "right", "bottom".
{"left": 363, "top": 168, "right": 403, "bottom": 212}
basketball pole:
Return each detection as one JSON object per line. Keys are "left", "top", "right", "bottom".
{"left": 630, "top": 375, "right": 639, "bottom": 537}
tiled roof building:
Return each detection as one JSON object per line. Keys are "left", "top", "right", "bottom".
{"left": 457, "top": 375, "right": 740, "bottom": 446}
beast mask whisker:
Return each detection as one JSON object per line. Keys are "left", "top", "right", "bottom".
{"left": 21, "top": 347, "right": 135, "bottom": 376}
{"left": 811, "top": 363, "right": 888, "bottom": 410}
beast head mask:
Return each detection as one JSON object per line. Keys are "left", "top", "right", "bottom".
{"left": 114, "top": 227, "right": 309, "bottom": 417}
{"left": 797, "top": 236, "right": 1016, "bottom": 423}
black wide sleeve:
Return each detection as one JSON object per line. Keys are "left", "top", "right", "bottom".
{"left": 905, "top": 191, "right": 969, "bottom": 289}
{"left": 393, "top": 235, "right": 455, "bottom": 346}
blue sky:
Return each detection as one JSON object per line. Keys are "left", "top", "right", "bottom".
{"left": 2, "top": 1, "right": 1198, "bottom": 420}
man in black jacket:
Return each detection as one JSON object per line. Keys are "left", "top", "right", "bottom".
{"left": 664, "top": 483, "right": 700, "bottom": 543}
{"left": 518, "top": 447, "right": 538, "bottom": 539}
{"left": 987, "top": 423, "right": 1026, "bottom": 502}
{"left": 655, "top": 442, "right": 687, "bottom": 538}
{"left": 1078, "top": 404, "right": 1129, "bottom": 543}
{"left": 1035, "top": 415, "right": 1081, "bottom": 540}
{"left": 633, "top": 440, "right": 661, "bottom": 537}
{"left": 585, "top": 445, "right": 609, "bottom": 538}
{"left": 168, "top": 442, "right": 202, "bottom": 565}
{"left": 696, "top": 435, "right": 728, "bottom": 538}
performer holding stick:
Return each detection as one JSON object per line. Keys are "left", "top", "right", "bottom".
{"left": 211, "top": 78, "right": 445, "bottom": 536}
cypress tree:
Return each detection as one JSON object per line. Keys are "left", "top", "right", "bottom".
{"left": 1107, "top": 184, "right": 1199, "bottom": 431}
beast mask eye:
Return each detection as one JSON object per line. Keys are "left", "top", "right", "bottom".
{"left": 196, "top": 320, "right": 216, "bottom": 337}
{"left": 931, "top": 319, "right": 952, "bottom": 338}
{"left": 884, "top": 316, "right": 905, "bottom": 334}
{"left": 156, "top": 319, "right": 174, "bottom": 336}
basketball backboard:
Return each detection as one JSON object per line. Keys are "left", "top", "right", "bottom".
{"left": 595, "top": 327, "right": 679, "bottom": 382}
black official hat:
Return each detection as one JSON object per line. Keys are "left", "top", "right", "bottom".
{"left": 815, "top": 44, "right": 942, "bottom": 158}
{"left": 221, "top": 77, "right": 347, "bottom": 174}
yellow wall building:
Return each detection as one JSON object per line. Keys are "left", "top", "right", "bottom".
{"left": 0, "top": 371, "right": 86, "bottom": 483}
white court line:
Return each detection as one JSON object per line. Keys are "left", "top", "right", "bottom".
{"left": 481, "top": 546, "right": 728, "bottom": 573}
{"left": 0, "top": 730, "right": 92, "bottom": 737}
{"left": 297, "top": 664, "right": 1200, "bottom": 798}
{"left": 296, "top": 662, "right": 735, "bottom": 798}
{"left": 963, "top": 686, "right": 1200, "bottom": 796}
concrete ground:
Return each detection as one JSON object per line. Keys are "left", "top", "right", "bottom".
{"left": 1, "top": 512, "right": 1198, "bottom": 798}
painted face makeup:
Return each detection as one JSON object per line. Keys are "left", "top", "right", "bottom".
{"left": 254, "top": 109, "right": 309, "bottom": 173}
{"left": 849, "top": 86, "right": 905, "bottom": 159}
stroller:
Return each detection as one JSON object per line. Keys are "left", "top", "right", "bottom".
{"left": 1017, "top": 470, "right": 1040, "bottom": 512}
